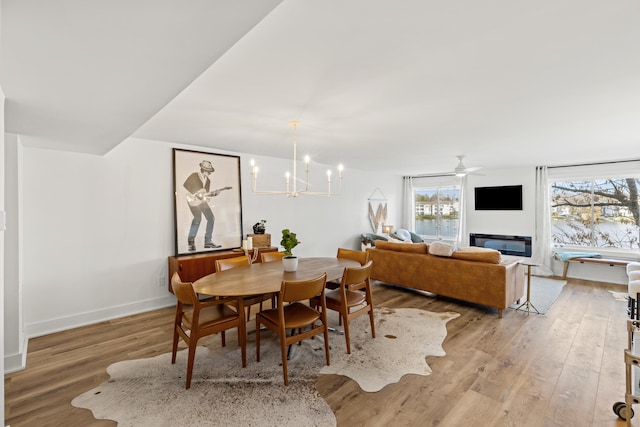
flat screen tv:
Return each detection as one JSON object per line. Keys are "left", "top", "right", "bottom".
{"left": 474, "top": 185, "right": 523, "bottom": 210}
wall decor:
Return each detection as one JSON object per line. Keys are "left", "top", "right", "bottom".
{"left": 368, "top": 187, "right": 388, "bottom": 233}
{"left": 173, "top": 149, "right": 243, "bottom": 256}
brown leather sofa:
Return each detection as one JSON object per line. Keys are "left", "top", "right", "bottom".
{"left": 366, "top": 241, "right": 525, "bottom": 318}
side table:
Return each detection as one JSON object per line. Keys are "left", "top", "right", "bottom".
{"left": 515, "top": 262, "right": 540, "bottom": 315}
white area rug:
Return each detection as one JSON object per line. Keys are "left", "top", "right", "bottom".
{"left": 71, "top": 307, "right": 459, "bottom": 426}
{"left": 321, "top": 307, "right": 459, "bottom": 392}
{"left": 510, "top": 276, "right": 567, "bottom": 314}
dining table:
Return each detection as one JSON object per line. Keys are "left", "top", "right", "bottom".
{"left": 192, "top": 256, "right": 360, "bottom": 298}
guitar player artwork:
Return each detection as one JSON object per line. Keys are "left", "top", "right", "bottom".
{"left": 173, "top": 149, "right": 243, "bottom": 255}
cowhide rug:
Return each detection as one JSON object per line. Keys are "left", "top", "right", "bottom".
{"left": 71, "top": 307, "right": 459, "bottom": 426}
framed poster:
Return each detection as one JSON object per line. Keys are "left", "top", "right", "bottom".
{"left": 173, "top": 149, "right": 243, "bottom": 256}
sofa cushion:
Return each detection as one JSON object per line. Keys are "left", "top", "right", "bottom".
{"left": 429, "top": 241, "right": 456, "bottom": 257}
{"left": 374, "top": 240, "right": 428, "bottom": 254}
{"left": 451, "top": 246, "right": 502, "bottom": 264}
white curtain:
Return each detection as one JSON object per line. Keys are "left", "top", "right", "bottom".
{"left": 532, "top": 166, "right": 554, "bottom": 276}
{"left": 402, "top": 176, "right": 415, "bottom": 231}
{"left": 456, "top": 175, "right": 467, "bottom": 246}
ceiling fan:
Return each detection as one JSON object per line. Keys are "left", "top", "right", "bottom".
{"left": 453, "top": 155, "right": 483, "bottom": 177}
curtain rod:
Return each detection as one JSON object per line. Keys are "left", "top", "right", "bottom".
{"left": 546, "top": 158, "right": 640, "bottom": 169}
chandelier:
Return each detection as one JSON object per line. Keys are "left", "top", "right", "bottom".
{"left": 249, "top": 121, "right": 344, "bottom": 197}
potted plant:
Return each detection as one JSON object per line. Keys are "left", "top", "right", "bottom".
{"left": 280, "top": 229, "right": 300, "bottom": 272}
{"left": 252, "top": 219, "right": 267, "bottom": 234}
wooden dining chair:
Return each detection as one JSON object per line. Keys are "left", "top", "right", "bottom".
{"left": 258, "top": 252, "right": 284, "bottom": 307}
{"left": 311, "top": 260, "right": 375, "bottom": 354}
{"left": 326, "top": 248, "right": 370, "bottom": 290}
{"left": 260, "top": 251, "right": 286, "bottom": 263}
{"left": 256, "top": 273, "right": 330, "bottom": 385}
{"left": 215, "top": 255, "right": 251, "bottom": 271}
{"left": 215, "top": 256, "right": 271, "bottom": 320}
{"left": 170, "top": 273, "right": 246, "bottom": 389}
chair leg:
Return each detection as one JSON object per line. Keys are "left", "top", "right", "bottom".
{"left": 280, "top": 330, "right": 289, "bottom": 386}
{"left": 171, "top": 328, "right": 180, "bottom": 364}
{"left": 185, "top": 341, "right": 197, "bottom": 389}
{"left": 221, "top": 330, "right": 226, "bottom": 347}
{"left": 368, "top": 305, "right": 376, "bottom": 338}
{"left": 239, "top": 323, "right": 247, "bottom": 368}
{"left": 323, "top": 323, "right": 331, "bottom": 366}
{"left": 342, "top": 310, "right": 352, "bottom": 354}
{"left": 256, "top": 317, "right": 262, "bottom": 362}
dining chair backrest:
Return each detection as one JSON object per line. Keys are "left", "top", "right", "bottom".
{"left": 171, "top": 272, "right": 196, "bottom": 305}
{"left": 341, "top": 260, "right": 374, "bottom": 289}
{"left": 215, "top": 255, "right": 250, "bottom": 272}
{"left": 336, "top": 248, "right": 369, "bottom": 265}
{"left": 281, "top": 273, "right": 328, "bottom": 303}
{"left": 261, "top": 251, "right": 286, "bottom": 263}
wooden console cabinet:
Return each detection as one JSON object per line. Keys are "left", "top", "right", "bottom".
{"left": 167, "top": 247, "right": 278, "bottom": 292}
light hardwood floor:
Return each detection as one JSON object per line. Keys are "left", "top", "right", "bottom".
{"left": 4, "top": 278, "right": 631, "bottom": 426}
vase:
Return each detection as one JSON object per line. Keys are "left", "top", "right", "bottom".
{"left": 282, "top": 256, "right": 298, "bottom": 272}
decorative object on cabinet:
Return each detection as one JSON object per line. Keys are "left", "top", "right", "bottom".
{"left": 247, "top": 233, "right": 271, "bottom": 248}
{"left": 281, "top": 228, "right": 300, "bottom": 272}
{"left": 173, "top": 148, "right": 243, "bottom": 256}
{"left": 252, "top": 219, "right": 267, "bottom": 234}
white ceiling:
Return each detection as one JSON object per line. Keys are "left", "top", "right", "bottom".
{"left": 2, "top": 0, "right": 639, "bottom": 176}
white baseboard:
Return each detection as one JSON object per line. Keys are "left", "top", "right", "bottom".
{"left": 25, "top": 295, "right": 176, "bottom": 339}
{"left": 4, "top": 338, "right": 28, "bottom": 374}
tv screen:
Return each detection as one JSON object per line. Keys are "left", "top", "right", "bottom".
{"left": 474, "top": 185, "right": 523, "bottom": 210}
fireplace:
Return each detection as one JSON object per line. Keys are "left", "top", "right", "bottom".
{"left": 469, "top": 233, "right": 532, "bottom": 257}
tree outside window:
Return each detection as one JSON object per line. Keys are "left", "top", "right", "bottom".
{"left": 551, "top": 178, "right": 640, "bottom": 249}
{"left": 414, "top": 186, "right": 460, "bottom": 240}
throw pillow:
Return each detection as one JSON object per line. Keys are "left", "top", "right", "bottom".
{"left": 429, "top": 241, "right": 456, "bottom": 257}
{"left": 451, "top": 247, "right": 502, "bottom": 264}
{"left": 409, "top": 232, "right": 424, "bottom": 243}
{"left": 394, "top": 229, "right": 412, "bottom": 242}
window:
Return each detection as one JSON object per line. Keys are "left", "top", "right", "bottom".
{"left": 550, "top": 177, "right": 640, "bottom": 250}
{"left": 414, "top": 185, "right": 460, "bottom": 240}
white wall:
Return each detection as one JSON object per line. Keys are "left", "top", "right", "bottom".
{"left": 465, "top": 167, "right": 536, "bottom": 238}
{"left": 4, "top": 133, "right": 24, "bottom": 374}
{"left": 464, "top": 167, "right": 628, "bottom": 284}
{"left": 15, "top": 137, "right": 401, "bottom": 351}
{"left": 1, "top": 81, "right": 7, "bottom": 424}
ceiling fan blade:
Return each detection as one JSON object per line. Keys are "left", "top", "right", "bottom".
{"left": 465, "top": 166, "right": 483, "bottom": 173}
